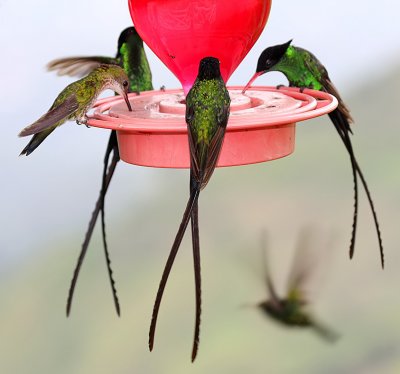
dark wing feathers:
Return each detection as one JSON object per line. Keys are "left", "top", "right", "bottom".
{"left": 260, "top": 231, "right": 280, "bottom": 304}
{"left": 187, "top": 102, "right": 229, "bottom": 189}
{"left": 301, "top": 51, "right": 354, "bottom": 125}
{"left": 202, "top": 103, "right": 229, "bottom": 187}
{"left": 19, "top": 95, "right": 79, "bottom": 137}
{"left": 322, "top": 77, "right": 354, "bottom": 125}
{"left": 202, "top": 125, "right": 226, "bottom": 188}
{"left": 286, "top": 228, "right": 316, "bottom": 303}
{"left": 47, "top": 56, "right": 119, "bottom": 77}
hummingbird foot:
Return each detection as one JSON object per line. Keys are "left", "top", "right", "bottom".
{"left": 299, "top": 84, "right": 314, "bottom": 93}
{"left": 160, "top": 85, "right": 166, "bottom": 92}
{"left": 76, "top": 115, "right": 90, "bottom": 128}
{"left": 276, "top": 84, "right": 286, "bottom": 90}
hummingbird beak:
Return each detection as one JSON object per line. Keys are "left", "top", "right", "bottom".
{"left": 123, "top": 92, "right": 132, "bottom": 112}
{"left": 242, "top": 71, "right": 264, "bottom": 94}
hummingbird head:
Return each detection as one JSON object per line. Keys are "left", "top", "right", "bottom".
{"left": 98, "top": 64, "right": 132, "bottom": 111}
{"left": 197, "top": 57, "right": 222, "bottom": 81}
{"left": 242, "top": 40, "right": 292, "bottom": 93}
{"left": 256, "top": 39, "right": 292, "bottom": 74}
{"left": 258, "top": 300, "right": 279, "bottom": 316}
{"left": 117, "top": 27, "right": 142, "bottom": 57}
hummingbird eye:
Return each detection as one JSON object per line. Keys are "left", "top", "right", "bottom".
{"left": 265, "top": 59, "right": 273, "bottom": 68}
{"left": 123, "top": 80, "right": 129, "bottom": 88}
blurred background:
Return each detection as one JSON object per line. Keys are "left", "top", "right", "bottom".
{"left": 1, "top": 0, "right": 400, "bottom": 373}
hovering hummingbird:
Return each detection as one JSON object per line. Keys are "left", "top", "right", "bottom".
{"left": 148, "top": 57, "right": 230, "bottom": 361}
{"left": 243, "top": 40, "right": 383, "bottom": 268}
{"left": 254, "top": 229, "right": 338, "bottom": 342}
{"left": 19, "top": 64, "right": 132, "bottom": 154}
{"left": 47, "top": 27, "right": 154, "bottom": 316}
{"left": 47, "top": 27, "right": 153, "bottom": 94}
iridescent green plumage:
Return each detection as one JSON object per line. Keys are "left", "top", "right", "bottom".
{"left": 245, "top": 40, "right": 383, "bottom": 268}
{"left": 118, "top": 29, "right": 153, "bottom": 93}
{"left": 149, "top": 57, "right": 230, "bottom": 362}
{"left": 271, "top": 46, "right": 324, "bottom": 90}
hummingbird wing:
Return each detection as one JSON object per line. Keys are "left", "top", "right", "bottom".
{"left": 287, "top": 227, "right": 338, "bottom": 306}
{"left": 259, "top": 230, "right": 280, "bottom": 305}
{"left": 19, "top": 95, "right": 79, "bottom": 137}
{"left": 319, "top": 71, "right": 354, "bottom": 126}
{"left": 187, "top": 103, "right": 230, "bottom": 189}
{"left": 47, "top": 56, "right": 119, "bottom": 77}
{"left": 286, "top": 227, "right": 318, "bottom": 305}
{"left": 299, "top": 48, "right": 353, "bottom": 127}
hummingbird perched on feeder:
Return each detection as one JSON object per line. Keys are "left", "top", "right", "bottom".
{"left": 243, "top": 40, "right": 384, "bottom": 268}
{"left": 253, "top": 229, "right": 338, "bottom": 342}
{"left": 148, "top": 57, "right": 231, "bottom": 361}
{"left": 19, "top": 64, "right": 132, "bottom": 154}
{"left": 47, "top": 27, "right": 154, "bottom": 316}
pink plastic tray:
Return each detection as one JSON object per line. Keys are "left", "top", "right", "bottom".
{"left": 87, "top": 86, "right": 338, "bottom": 168}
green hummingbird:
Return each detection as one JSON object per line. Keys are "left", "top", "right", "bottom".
{"left": 148, "top": 57, "right": 230, "bottom": 361}
{"left": 19, "top": 64, "right": 132, "bottom": 154}
{"left": 243, "top": 40, "right": 383, "bottom": 268}
{"left": 255, "top": 230, "right": 338, "bottom": 342}
{"left": 47, "top": 27, "right": 153, "bottom": 94}
{"left": 47, "top": 27, "right": 154, "bottom": 316}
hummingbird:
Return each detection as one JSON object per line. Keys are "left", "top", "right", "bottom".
{"left": 255, "top": 229, "right": 338, "bottom": 342}
{"left": 47, "top": 27, "right": 154, "bottom": 316}
{"left": 19, "top": 64, "right": 132, "bottom": 154}
{"left": 148, "top": 57, "right": 230, "bottom": 361}
{"left": 243, "top": 40, "right": 383, "bottom": 268}
{"left": 47, "top": 27, "right": 153, "bottom": 94}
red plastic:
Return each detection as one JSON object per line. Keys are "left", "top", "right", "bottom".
{"left": 87, "top": 87, "right": 338, "bottom": 168}
{"left": 128, "top": 0, "right": 272, "bottom": 94}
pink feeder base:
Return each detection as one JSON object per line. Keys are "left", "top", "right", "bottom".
{"left": 87, "top": 87, "right": 338, "bottom": 168}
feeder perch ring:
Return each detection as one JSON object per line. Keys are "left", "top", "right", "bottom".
{"left": 87, "top": 86, "right": 338, "bottom": 168}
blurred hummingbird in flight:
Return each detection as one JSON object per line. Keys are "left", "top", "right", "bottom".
{"left": 47, "top": 27, "right": 154, "bottom": 316}
{"left": 254, "top": 229, "right": 338, "bottom": 342}
{"left": 243, "top": 40, "right": 383, "bottom": 268}
{"left": 148, "top": 57, "right": 231, "bottom": 361}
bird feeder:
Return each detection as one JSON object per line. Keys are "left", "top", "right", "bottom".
{"left": 87, "top": 0, "right": 338, "bottom": 167}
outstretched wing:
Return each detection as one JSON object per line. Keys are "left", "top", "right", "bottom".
{"left": 286, "top": 227, "right": 317, "bottom": 304}
{"left": 260, "top": 230, "right": 280, "bottom": 306}
{"left": 19, "top": 95, "right": 79, "bottom": 136}
{"left": 47, "top": 56, "right": 119, "bottom": 77}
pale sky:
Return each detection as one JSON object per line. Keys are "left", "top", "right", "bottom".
{"left": 1, "top": 0, "right": 399, "bottom": 265}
